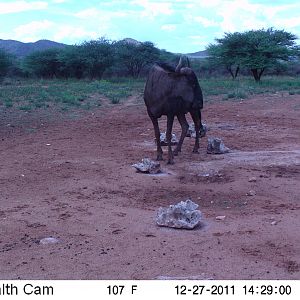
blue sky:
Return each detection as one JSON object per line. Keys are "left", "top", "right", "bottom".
{"left": 1, "top": 0, "right": 300, "bottom": 53}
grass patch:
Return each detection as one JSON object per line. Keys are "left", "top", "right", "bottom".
{"left": 19, "top": 105, "right": 32, "bottom": 111}
{"left": 0, "top": 78, "right": 144, "bottom": 111}
{"left": 1, "top": 76, "right": 299, "bottom": 112}
{"left": 201, "top": 76, "right": 300, "bottom": 99}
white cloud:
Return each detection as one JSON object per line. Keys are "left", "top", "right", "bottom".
{"left": 196, "top": 0, "right": 300, "bottom": 33}
{"left": 74, "top": 8, "right": 101, "bottom": 19}
{"left": 188, "top": 35, "right": 209, "bottom": 47}
{"left": 131, "top": 0, "right": 173, "bottom": 18}
{"left": 9, "top": 20, "right": 101, "bottom": 44}
{"left": 189, "top": 35, "right": 205, "bottom": 40}
{"left": 52, "top": 0, "right": 67, "bottom": 3}
{"left": 194, "top": 16, "right": 218, "bottom": 28}
{"left": 13, "top": 20, "right": 54, "bottom": 42}
{"left": 273, "top": 17, "right": 300, "bottom": 30}
{"left": 161, "top": 24, "right": 177, "bottom": 31}
{"left": 53, "top": 25, "right": 99, "bottom": 42}
{"left": 0, "top": 1, "right": 48, "bottom": 14}
{"left": 74, "top": 7, "right": 128, "bottom": 19}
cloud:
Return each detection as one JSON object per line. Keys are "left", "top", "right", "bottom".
{"left": 0, "top": 1, "right": 48, "bottom": 14}
{"left": 193, "top": 16, "right": 219, "bottom": 28}
{"left": 131, "top": 0, "right": 173, "bottom": 18}
{"left": 196, "top": 0, "right": 300, "bottom": 33}
{"left": 74, "top": 8, "right": 127, "bottom": 19}
{"left": 53, "top": 25, "right": 99, "bottom": 42}
{"left": 273, "top": 17, "right": 300, "bottom": 30}
{"left": 188, "top": 35, "right": 209, "bottom": 47}
{"left": 74, "top": 8, "right": 102, "bottom": 19}
{"left": 161, "top": 24, "right": 177, "bottom": 31}
{"left": 9, "top": 19, "right": 100, "bottom": 44}
{"left": 13, "top": 20, "right": 54, "bottom": 42}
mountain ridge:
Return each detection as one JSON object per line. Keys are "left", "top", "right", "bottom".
{"left": 0, "top": 38, "right": 207, "bottom": 58}
{"left": 0, "top": 39, "right": 66, "bottom": 58}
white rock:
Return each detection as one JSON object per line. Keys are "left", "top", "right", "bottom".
{"left": 160, "top": 132, "right": 178, "bottom": 146}
{"left": 271, "top": 220, "right": 281, "bottom": 225}
{"left": 39, "top": 237, "right": 59, "bottom": 245}
{"left": 132, "top": 158, "right": 161, "bottom": 174}
{"left": 248, "top": 177, "right": 257, "bottom": 182}
{"left": 207, "top": 137, "right": 230, "bottom": 154}
{"left": 216, "top": 215, "right": 226, "bottom": 220}
{"left": 246, "top": 190, "right": 256, "bottom": 196}
{"left": 156, "top": 199, "right": 202, "bottom": 229}
{"left": 186, "top": 123, "right": 207, "bottom": 138}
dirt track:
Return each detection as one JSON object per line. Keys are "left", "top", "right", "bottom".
{"left": 0, "top": 93, "right": 299, "bottom": 279}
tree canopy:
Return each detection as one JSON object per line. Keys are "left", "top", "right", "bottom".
{"left": 23, "top": 48, "right": 62, "bottom": 78}
{"left": 0, "top": 49, "right": 13, "bottom": 78}
{"left": 114, "top": 41, "right": 160, "bottom": 77}
{"left": 207, "top": 28, "right": 299, "bottom": 81}
{"left": 80, "top": 38, "right": 114, "bottom": 79}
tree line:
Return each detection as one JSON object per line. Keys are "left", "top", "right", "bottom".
{"left": 1, "top": 28, "right": 300, "bottom": 82}
{"left": 0, "top": 38, "right": 177, "bottom": 80}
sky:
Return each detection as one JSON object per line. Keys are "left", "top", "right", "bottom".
{"left": 1, "top": 0, "right": 300, "bottom": 53}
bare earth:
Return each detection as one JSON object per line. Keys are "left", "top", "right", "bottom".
{"left": 0, "top": 93, "right": 299, "bottom": 280}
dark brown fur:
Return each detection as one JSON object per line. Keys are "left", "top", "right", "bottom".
{"left": 144, "top": 63, "right": 205, "bottom": 164}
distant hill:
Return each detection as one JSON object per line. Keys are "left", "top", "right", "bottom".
{"left": 121, "top": 38, "right": 141, "bottom": 45}
{"left": 0, "top": 39, "right": 67, "bottom": 58}
{"left": 186, "top": 50, "right": 209, "bottom": 59}
{"left": 0, "top": 38, "right": 208, "bottom": 60}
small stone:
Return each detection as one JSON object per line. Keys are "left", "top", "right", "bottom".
{"left": 156, "top": 199, "right": 202, "bottom": 229}
{"left": 39, "top": 237, "right": 59, "bottom": 245}
{"left": 271, "top": 220, "right": 280, "bottom": 225}
{"left": 160, "top": 132, "right": 178, "bottom": 146}
{"left": 132, "top": 158, "right": 161, "bottom": 174}
{"left": 216, "top": 215, "right": 226, "bottom": 221}
{"left": 207, "top": 137, "right": 230, "bottom": 154}
{"left": 246, "top": 190, "right": 256, "bottom": 196}
{"left": 248, "top": 177, "right": 257, "bottom": 182}
{"left": 186, "top": 123, "right": 207, "bottom": 138}
{"left": 46, "top": 143, "right": 51, "bottom": 146}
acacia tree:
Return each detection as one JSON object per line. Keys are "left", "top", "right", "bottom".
{"left": 58, "top": 45, "right": 87, "bottom": 79}
{"left": 80, "top": 38, "right": 114, "bottom": 79}
{"left": 240, "top": 28, "right": 299, "bottom": 81}
{"left": 207, "top": 28, "right": 299, "bottom": 82}
{"left": 23, "top": 48, "right": 63, "bottom": 78}
{"left": 0, "top": 49, "right": 13, "bottom": 78}
{"left": 114, "top": 41, "right": 160, "bottom": 77}
{"left": 207, "top": 32, "right": 244, "bottom": 79}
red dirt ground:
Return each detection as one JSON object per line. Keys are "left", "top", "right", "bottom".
{"left": 0, "top": 93, "right": 299, "bottom": 280}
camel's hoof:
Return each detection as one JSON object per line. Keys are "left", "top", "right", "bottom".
{"left": 192, "top": 149, "right": 199, "bottom": 154}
